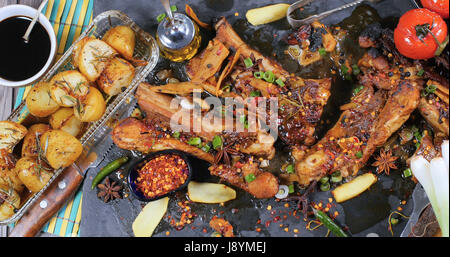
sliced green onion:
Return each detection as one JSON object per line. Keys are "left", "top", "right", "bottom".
{"left": 212, "top": 135, "right": 222, "bottom": 150}
{"left": 156, "top": 13, "right": 166, "bottom": 23}
{"left": 250, "top": 90, "right": 261, "bottom": 97}
{"left": 403, "top": 168, "right": 412, "bottom": 178}
{"left": 170, "top": 5, "right": 177, "bottom": 12}
{"left": 275, "top": 78, "right": 285, "bottom": 87}
{"left": 263, "top": 71, "right": 275, "bottom": 83}
{"left": 254, "top": 71, "right": 264, "bottom": 79}
{"left": 286, "top": 164, "right": 294, "bottom": 174}
{"left": 187, "top": 137, "right": 202, "bottom": 146}
{"left": 319, "top": 176, "right": 329, "bottom": 184}
{"left": 318, "top": 48, "right": 326, "bottom": 56}
{"left": 417, "top": 69, "right": 425, "bottom": 76}
{"left": 172, "top": 131, "right": 180, "bottom": 139}
{"left": 288, "top": 184, "right": 295, "bottom": 194}
{"left": 201, "top": 143, "right": 211, "bottom": 153}
{"left": 352, "top": 64, "right": 360, "bottom": 75}
{"left": 244, "top": 58, "right": 254, "bottom": 68}
{"left": 353, "top": 85, "right": 364, "bottom": 95}
{"left": 355, "top": 151, "right": 363, "bottom": 159}
{"left": 320, "top": 182, "right": 331, "bottom": 191}
{"left": 245, "top": 173, "right": 256, "bottom": 183}
{"left": 341, "top": 64, "right": 349, "bottom": 74}
{"left": 390, "top": 217, "right": 399, "bottom": 225}
{"left": 331, "top": 171, "right": 343, "bottom": 183}
{"left": 221, "top": 84, "right": 231, "bottom": 92}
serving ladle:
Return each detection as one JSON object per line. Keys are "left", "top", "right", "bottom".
{"left": 22, "top": 0, "right": 49, "bottom": 43}
{"left": 287, "top": 0, "right": 383, "bottom": 28}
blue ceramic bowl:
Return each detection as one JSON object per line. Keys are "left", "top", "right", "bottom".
{"left": 127, "top": 150, "right": 192, "bottom": 202}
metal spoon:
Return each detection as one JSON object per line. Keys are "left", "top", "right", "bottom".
{"left": 160, "top": 0, "right": 174, "bottom": 22}
{"left": 287, "top": 0, "right": 382, "bottom": 28}
{"left": 22, "top": 0, "right": 49, "bottom": 43}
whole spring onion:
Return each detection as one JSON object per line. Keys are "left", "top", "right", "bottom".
{"left": 410, "top": 140, "right": 449, "bottom": 237}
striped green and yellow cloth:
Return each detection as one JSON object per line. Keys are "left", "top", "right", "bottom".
{"left": 14, "top": 0, "right": 95, "bottom": 237}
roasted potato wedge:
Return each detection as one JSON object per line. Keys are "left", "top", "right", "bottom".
{"left": 0, "top": 184, "right": 21, "bottom": 221}
{"left": 0, "top": 165, "right": 25, "bottom": 193}
{"left": 50, "top": 70, "right": 90, "bottom": 107}
{"left": 97, "top": 57, "right": 135, "bottom": 96}
{"left": 15, "top": 156, "right": 53, "bottom": 193}
{"left": 76, "top": 37, "right": 117, "bottom": 81}
{"left": 0, "top": 121, "right": 27, "bottom": 151}
{"left": 102, "top": 26, "right": 135, "bottom": 60}
{"left": 188, "top": 181, "right": 236, "bottom": 203}
{"left": 72, "top": 37, "right": 92, "bottom": 68}
{"left": 21, "top": 124, "right": 51, "bottom": 158}
{"left": 73, "top": 87, "right": 106, "bottom": 122}
{"left": 132, "top": 197, "right": 169, "bottom": 237}
{"left": 49, "top": 108, "right": 83, "bottom": 137}
{"left": 40, "top": 130, "right": 83, "bottom": 169}
{"left": 25, "top": 82, "right": 60, "bottom": 117}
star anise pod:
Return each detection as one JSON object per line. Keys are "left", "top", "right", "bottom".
{"left": 97, "top": 177, "right": 122, "bottom": 203}
{"left": 372, "top": 149, "right": 398, "bottom": 175}
{"left": 213, "top": 143, "right": 240, "bottom": 167}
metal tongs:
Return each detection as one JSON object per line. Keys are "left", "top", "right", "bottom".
{"left": 287, "top": 0, "right": 382, "bottom": 28}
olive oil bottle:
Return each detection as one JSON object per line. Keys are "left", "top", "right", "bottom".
{"left": 156, "top": 13, "right": 201, "bottom": 62}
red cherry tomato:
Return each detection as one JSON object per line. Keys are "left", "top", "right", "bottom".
{"left": 394, "top": 8, "right": 448, "bottom": 59}
{"left": 421, "top": 0, "right": 449, "bottom": 19}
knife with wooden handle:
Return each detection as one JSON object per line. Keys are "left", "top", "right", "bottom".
{"left": 9, "top": 135, "right": 114, "bottom": 237}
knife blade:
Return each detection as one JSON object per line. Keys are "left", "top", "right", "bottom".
{"left": 400, "top": 184, "right": 430, "bottom": 237}
{"left": 8, "top": 131, "right": 115, "bottom": 237}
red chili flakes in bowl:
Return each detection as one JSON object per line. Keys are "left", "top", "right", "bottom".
{"left": 135, "top": 154, "right": 189, "bottom": 198}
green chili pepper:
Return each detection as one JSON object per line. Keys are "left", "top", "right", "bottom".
{"left": 313, "top": 209, "right": 348, "bottom": 237}
{"left": 91, "top": 156, "right": 129, "bottom": 190}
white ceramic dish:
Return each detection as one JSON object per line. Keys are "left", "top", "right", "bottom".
{"left": 0, "top": 4, "right": 57, "bottom": 87}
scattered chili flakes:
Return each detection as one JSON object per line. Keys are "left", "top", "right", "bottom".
{"left": 209, "top": 216, "right": 235, "bottom": 237}
{"left": 135, "top": 154, "right": 189, "bottom": 199}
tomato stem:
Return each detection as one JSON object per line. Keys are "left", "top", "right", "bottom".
{"left": 415, "top": 22, "right": 449, "bottom": 57}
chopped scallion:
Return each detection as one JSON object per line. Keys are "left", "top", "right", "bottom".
{"left": 263, "top": 71, "right": 275, "bottom": 83}
{"left": 244, "top": 58, "right": 254, "bottom": 68}
{"left": 275, "top": 78, "right": 285, "bottom": 87}
{"left": 254, "top": 71, "right": 264, "bottom": 79}
{"left": 403, "top": 168, "right": 412, "bottom": 178}
{"left": 355, "top": 151, "right": 363, "bottom": 159}
{"left": 250, "top": 90, "right": 261, "bottom": 97}
{"left": 352, "top": 64, "right": 360, "bottom": 75}
{"left": 286, "top": 164, "right": 294, "bottom": 174}
{"left": 156, "top": 13, "right": 166, "bottom": 23}
{"left": 172, "top": 131, "right": 180, "bottom": 139}
{"left": 187, "top": 137, "right": 202, "bottom": 146}
{"left": 245, "top": 174, "right": 256, "bottom": 183}
{"left": 318, "top": 48, "right": 326, "bottom": 56}
{"left": 170, "top": 5, "right": 177, "bottom": 12}
{"left": 212, "top": 135, "right": 222, "bottom": 150}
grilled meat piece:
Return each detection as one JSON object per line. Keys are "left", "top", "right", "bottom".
{"left": 111, "top": 116, "right": 279, "bottom": 198}
{"left": 293, "top": 80, "right": 420, "bottom": 186}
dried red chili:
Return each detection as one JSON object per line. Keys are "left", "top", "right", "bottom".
{"left": 135, "top": 154, "right": 189, "bottom": 199}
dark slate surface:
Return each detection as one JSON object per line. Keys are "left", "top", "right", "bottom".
{"left": 81, "top": 0, "right": 418, "bottom": 237}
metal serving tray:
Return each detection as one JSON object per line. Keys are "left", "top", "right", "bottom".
{"left": 1, "top": 10, "right": 159, "bottom": 225}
